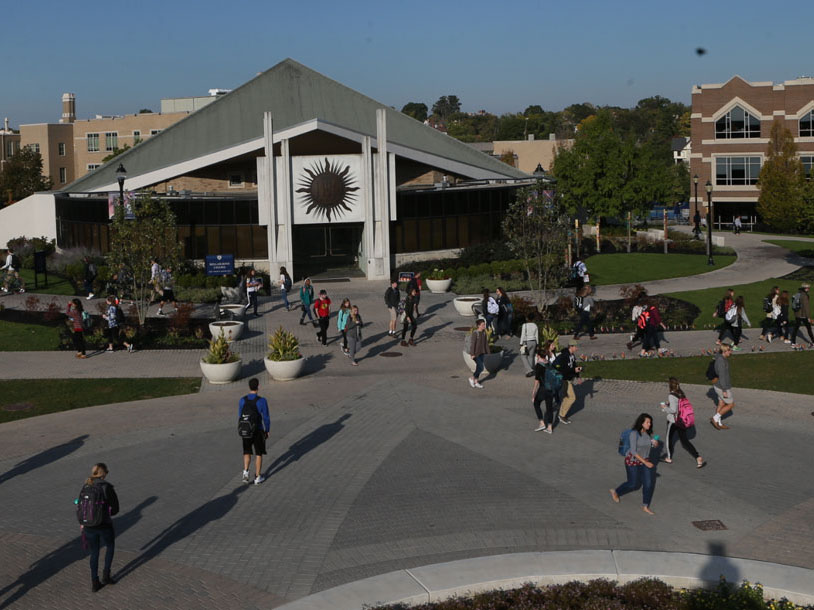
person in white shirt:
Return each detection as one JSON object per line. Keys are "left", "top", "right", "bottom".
{"left": 519, "top": 312, "right": 539, "bottom": 377}
{"left": 279, "top": 266, "right": 292, "bottom": 312}
{"left": 244, "top": 269, "right": 263, "bottom": 316}
{"left": 149, "top": 258, "right": 161, "bottom": 302}
{"left": 1, "top": 249, "right": 24, "bottom": 293}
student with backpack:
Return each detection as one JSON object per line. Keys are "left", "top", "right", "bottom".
{"left": 610, "top": 413, "right": 659, "bottom": 515}
{"left": 712, "top": 288, "right": 735, "bottom": 345}
{"left": 239, "top": 378, "right": 270, "bottom": 485}
{"left": 345, "top": 305, "right": 363, "bottom": 366}
{"left": 554, "top": 339, "right": 581, "bottom": 424}
{"left": 337, "top": 298, "right": 351, "bottom": 354}
{"left": 384, "top": 279, "right": 400, "bottom": 336}
{"left": 0, "top": 247, "right": 25, "bottom": 294}
{"left": 279, "top": 266, "right": 292, "bottom": 312}
{"left": 299, "top": 278, "right": 315, "bottom": 326}
{"left": 481, "top": 289, "right": 499, "bottom": 332}
{"left": 103, "top": 295, "right": 133, "bottom": 353}
{"left": 401, "top": 287, "right": 419, "bottom": 347}
{"left": 530, "top": 340, "right": 560, "bottom": 434}
{"left": 572, "top": 285, "right": 597, "bottom": 340}
{"left": 641, "top": 302, "right": 666, "bottom": 357}
{"left": 725, "top": 296, "right": 750, "bottom": 350}
{"left": 790, "top": 283, "right": 814, "bottom": 348}
{"left": 776, "top": 290, "right": 792, "bottom": 343}
{"left": 314, "top": 290, "right": 332, "bottom": 346}
{"left": 660, "top": 378, "right": 705, "bottom": 468}
{"left": 76, "top": 462, "right": 120, "bottom": 591}
{"left": 759, "top": 286, "right": 780, "bottom": 342}
{"left": 627, "top": 300, "right": 647, "bottom": 351}
{"left": 519, "top": 312, "right": 539, "bottom": 377}
{"left": 243, "top": 268, "right": 263, "bottom": 317}
{"left": 496, "top": 287, "right": 513, "bottom": 338}
{"left": 710, "top": 341, "right": 735, "bottom": 430}
{"left": 66, "top": 299, "right": 87, "bottom": 359}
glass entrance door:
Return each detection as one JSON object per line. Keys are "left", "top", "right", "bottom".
{"left": 292, "top": 223, "right": 363, "bottom": 278}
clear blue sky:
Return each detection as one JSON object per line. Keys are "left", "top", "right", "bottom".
{"left": 3, "top": 0, "right": 812, "bottom": 127}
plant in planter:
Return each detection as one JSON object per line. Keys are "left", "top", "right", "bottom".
{"left": 264, "top": 326, "right": 306, "bottom": 381}
{"left": 425, "top": 268, "right": 453, "bottom": 294}
{"left": 200, "top": 329, "right": 242, "bottom": 384}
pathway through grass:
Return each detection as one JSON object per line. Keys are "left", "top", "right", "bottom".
{"left": 584, "top": 253, "right": 735, "bottom": 286}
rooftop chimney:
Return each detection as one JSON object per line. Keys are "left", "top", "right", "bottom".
{"left": 60, "top": 93, "right": 76, "bottom": 123}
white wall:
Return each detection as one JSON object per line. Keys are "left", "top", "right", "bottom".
{"left": 0, "top": 193, "right": 56, "bottom": 247}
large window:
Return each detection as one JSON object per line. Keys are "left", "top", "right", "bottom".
{"left": 802, "top": 156, "right": 814, "bottom": 178}
{"left": 800, "top": 111, "right": 814, "bottom": 137}
{"left": 26, "top": 143, "right": 40, "bottom": 153}
{"left": 716, "top": 156, "right": 761, "bottom": 185}
{"left": 715, "top": 106, "right": 761, "bottom": 139}
{"left": 59, "top": 167, "right": 67, "bottom": 184}
{"left": 105, "top": 132, "right": 118, "bottom": 151}
{"left": 87, "top": 133, "right": 99, "bottom": 152}
{"left": 58, "top": 142, "right": 66, "bottom": 156}
{"left": 87, "top": 164, "right": 101, "bottom": 171}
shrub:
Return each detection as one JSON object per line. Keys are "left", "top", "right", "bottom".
{"left": 426, "top": 268, "right": 451, "bottom": 280}
{"left": 5, "top": 236, "right": 56, "bottom": 268}
{"left": 456, "top": 240, "right": 515, "bottom": 266}
{"left": 267, "top": 326, "right": 302, "bottom": 361}
{"left": 203, "top": 330, "right": 240, "bottom": 364}
{"left": 175, "top": 287, "right": 220, "bottom": 303}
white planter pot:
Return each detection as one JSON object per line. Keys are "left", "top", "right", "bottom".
{"left": 264, "top": 356, "right": 306, "bottom": 381}
{"left": 200, "top": 359, "right": 242, "bottom": 384}
{"left": 453, "top": 296, "right": 480, "bottom": 317}
{"left": 462, "top": 349, "right": 504, "bottom": 374}
{"left": 218, "top": 304, "right": 245, "bottom": 319}
{"left": 426, "top": 278, "right": 452, "bottom": 293}
{"left": 209, "top": 320, "right": 245, "bottom": 342}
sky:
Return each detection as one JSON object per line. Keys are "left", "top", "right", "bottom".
{"left": 3, "top": 0, "right": 813, "bottom": 127}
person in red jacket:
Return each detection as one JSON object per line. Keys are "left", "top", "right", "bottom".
{"left": 314, "top": 290, "right": 332, "bottom": 346}
{"left": 641, "top": 302, "right": 666, "bottom": 357}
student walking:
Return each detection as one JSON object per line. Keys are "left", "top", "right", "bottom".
{"left": 713, "top": 288, "right": 735, "bottom": 344}
{"left": 157, "top": 266, "right": 177, "bottom": 316}
{"left": 77, "top": 463, "right": 120, "bottom": 591}
{"left": 641, "top": 302, "right": 666, "bottom": 357}
{"left": 345, "top": 305, "right": 363, "bottom": 366}
{"left": 790, "top": 283, "right": 814, "bottom": 348}
{"left": 406, "top": 272, "right": 422, "bottom": 316}
{"left": 531, "top": 340, "right": 560, "bottom": 434}
{"left": 239, "top": 379, "right": 270, "bottom": 485}
{"left": 519, "top": 312, "right": 539, "bottom": 377}
{"left": 481, "top": 289, "right": 499, "bottom": 332}
{"left": 610, "top": 413, "right": 659, "bottom": 515}
{"left": 468, "top": 318, "right": 488, "bottom": 389}
{"left": 660, "top": 378, "right": 705, "bottom": 467}
{"left": 776, "top": 290, "right": 791, "bottom": 343}
{"left": 67, "top": 299, "right": 87, "bottom": 359}
{"left": 496, "top": 287, "right": 513, "bottom": 338}
{"left": 725, "top": 296, "right": 750, "bottom": 350}
{"left": 279, "top": 267, "right": 292, "bottom": 312}
{"left": 243, "top": 269, "right": 263, "bottom": 317}
{"left": 626, "top": 299, "right": 646, "bottom": 351}
{"left": 299, "top": 278, "right": 315, "bottom": 326}
{"left": 337, "top": 298, "right": 351, "bottom": 354}
{"left": 573, "top": 285, "right": 597, "bottom": 340}
{"left": 83, "top": 256, "right": 97, "bottom": 300}
{"left": 401, "top": 287, "right": 419, "bottom": 346}
{"left": 759, "top": 286, "right": 780, "bottom": 342}
{"left": 384, "top": 279, "right": 400, "bottom": 336}
{"left": 733, "top": 215, "right": 742, "bottom": 235}
{"left": 710, "top": 342, "right": 735, "bottom": 430}
{"left": 314, "top": 290, "right": 332, "bottom": 346}
{"left": 103, "top": 296, "right": 133, "bottom": 353}
{"left": 555, "top": 339, "right": 581, "bottom": 424}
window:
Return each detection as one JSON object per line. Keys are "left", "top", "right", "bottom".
{"left": 105, "top": 132, "right": 118, "bottom": 151}
{"left": 150, "top": 129, "right": 162, "bottom": 135}
{"left": 715, "top": 156, "right": 761, "bottom": 185}
{"left": 58, "top": 142, "right": 66, "bottom": 156}
{"left": 87, "top": 164, "right": 101, "bottom": 171}
{"left": 228, "top": 173, "right": 244, "bottom": 187}
{"left": 801, "top": 111, "right": 814, "bottom": 137}
{"left": 6, "top": 141, "right": 13, "bottom": 157}
{"left": 59, "top": 167, "right": 67, "bottom": 184}
{"left": 802, "top": 156, "right": 814, "bottom": 178}
{"left": 26, "top": 143, "right": 40, "bottom": 153}
{"left": 133, "top": 130, "right": 141, "bottom": 143}
{"left": 715, "top": 106, "right": 761, "bottom": 139}
{"left": 87, "top": 133, "right": 99, "bottom": 152}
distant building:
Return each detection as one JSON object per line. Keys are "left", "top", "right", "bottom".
{"left": 690, "top": 75, "right": 814, "bottom": 221}
{"left": 0, "top": 117, "right": 21, "bottom": 176}
{"left": 671, "top": 137, "right": 690, "bottom": 165}
{"left": 490, "top": 134, "right": 573, "bottom": 174}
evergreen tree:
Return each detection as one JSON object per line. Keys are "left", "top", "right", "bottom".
{"left": 757, "top": 121, "right": 804, "bottom": 233}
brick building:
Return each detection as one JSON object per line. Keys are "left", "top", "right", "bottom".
{"left": 690, "top": 75, "right": 814, "bottom": 222}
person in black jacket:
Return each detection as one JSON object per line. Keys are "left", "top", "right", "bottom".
{"left": 401, "top": 287, "right": 419, "bottom": 347}
{"left": 554, "top": 339, "right": 582, "bottom": 425}
{"left": 384, "top": 279, "right": 400, "bottom": 336}
{"left": 80, "top": 463, "right": 120, "bottom": 592}
{"left": 406, "top": 272, "right": 422, "bottom": 316}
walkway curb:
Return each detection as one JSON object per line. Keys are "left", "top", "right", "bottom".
{"left": 275, "top": 550, "right": 814, "bottom": 609}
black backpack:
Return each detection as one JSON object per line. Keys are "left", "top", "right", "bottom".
{"left": 238, "top": 395, "right": 260, "bottom": 438}
{"left": 284, "top": 276, "right": 292, "bottom": 291}
{"left": 115, "top": 305, "right": 126, "bottom": 325}
{"left": 76, "top": 483, "right": 107, "bottom": 527}
{"left": 573, "top": 295, "right": 583, "bottom": 310}
{"left": 10, "top": 254, "right": 21, "bottom": 270}
{"left": 715, "top": 299, "right": 726, "bottom": 318}
{"left": 705, "top": 359, "right": 718, "bottom": 382}
{"left": 762, "top": 297, "right": 772, "bottom": 313}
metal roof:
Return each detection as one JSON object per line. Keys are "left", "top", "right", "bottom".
{"left": 65, "top": 59, "right": 527, "bottom": 192}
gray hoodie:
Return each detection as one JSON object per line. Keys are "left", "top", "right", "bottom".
{"left": 714, "top": 353, "right": 731, "bottom": 391}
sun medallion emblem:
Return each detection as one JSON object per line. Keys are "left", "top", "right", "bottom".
{"left": 295, "top": 158, "right": 360, "bottom": 222}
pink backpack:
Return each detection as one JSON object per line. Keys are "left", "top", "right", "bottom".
{"left": 676, "top": 397, "right": 695, "bottom": 429}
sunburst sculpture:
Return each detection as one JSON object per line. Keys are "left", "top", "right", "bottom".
{"left": 295, "top": 158, "right": 359, "bottom": 221}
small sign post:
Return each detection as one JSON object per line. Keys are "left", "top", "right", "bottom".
{"left": 33, "top": 251, "right": 48, "bottom": 289}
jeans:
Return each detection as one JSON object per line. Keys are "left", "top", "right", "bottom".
{"left": 72, "top": 330, "right": 86, "bottom": 355}
{"left": 401, "top": 313, "right": 417, "bottom": 340}
{"left": 792, "top": 317, "right": 814, "bottom": 345}
{"left": 731, "top": 324, "right": 742, "bottom": 345}
{"left": 340, "top": 329, "right": 347, "bottom": 350}
{"left": 533, "top": 387, "right": 558, "bottom": 426}
{"left": 281, "top": 288, "right": 290, "bottom": 310}
{"left": 84, "top": 526, "right": 115, "bottom": 581}
{"left": 300, "top": 304, "right": 314, "bottom": 323}
{"left": 347, "top": 333, "right": 361, "bottom": 362}
{"left": 615, "top": 462, "right": 655, "bottom": 506}
{"left": 83, "top": 279, "right": 93, "bottom": 295}
{"left": 472, "top": 354, "right": 484, "bottom": 379}
{"left": 644, "top": 325, "right": 660, "bottom": 351}
{"left": 574, "top": 310, "right": 594, "bottom": 337}
{"left": 245, "top": 292, "right": 258, "bottom": 315}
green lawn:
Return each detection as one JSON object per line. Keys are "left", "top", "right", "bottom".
{"left": 0, "top": 319, "right": 63, "bottom": 350}
{"left": 763, "top": 239, "right": 814, "bottom": 257}
{"left": 0, "top": 378, "right": 202, "bottom": 423}
{"left": 15, "top": 268, "right": 77, "bottom": 295}
{"left": 584, "top": 253, "right": 736, "bottom": 286}
{"left": 584, "top": 352, "right": 814, "bottom": 394}
{"left": 666, "top": 277, "right": 806, "bottom": 326}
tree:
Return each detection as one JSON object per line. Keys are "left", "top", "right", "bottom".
{"left": 757, "top": 121, "right": 805, "bottom": 233}
{"left": 0, "top": 147, "right": 53, "bottom": 205}
{"left": 101, "top": 144, "right": 132, "bottom": 164}
{"left": 138, "top": 108, "right": 153, "bottom": 114}
{"left": 401, "top": 102, "right": 428, "bottom": 122}
{"left": 523, "top": 105, "right": 544, "bottom": 116}
{"left": 502, "top": 185, "right": 569, "bottom": 316}
{"left": 431, "top": 95, "right": 461, "bottom": 121}
{"left": 108, "top": 195, "right": 182, "bottom": 325}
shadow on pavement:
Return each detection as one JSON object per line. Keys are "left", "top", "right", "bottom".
{"left": 698, "top": 541, "right": 740, "bottom": 585}
{"left": 264, "top": 414, "right": 352, "bottom": 478}
{"left": 304, "top": 353, "right": 333, "bottom": 375}
{"left": 422, "top": 302, "right": 447, "bottom": 316}
{"left": 567, "top": 378, "right": 599, "bottom": 418}
{"left": 358, "top": 331, "right": 396, "bottom": 360}
{"left": 242, "top": 358, "right": 267, "bottom": 377}
{"left": 0, "top": 496, "right": 157, "bottom": 609}
{"left": 414, "top": 320, "right": 451, "bottom": 345}
{"left": 0, "top": 435, "right": 89, "bottom": 486}
{"left": 116, "top": 488, "right": 246, "bottom": 581}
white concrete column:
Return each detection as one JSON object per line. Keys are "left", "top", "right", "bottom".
{"left": 374, "top": 108, "right": 392, "bottom": 279}
{"left": 278, "top": 138, "right": 294, "bottom": 276}
{"left": 362, "top": 135, "right": 375, "bottom": 279}
{"left": 259, "top": 112, "right": 277, "bottom": 273}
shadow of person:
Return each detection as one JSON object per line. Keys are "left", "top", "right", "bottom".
{"left": 358, "top": 331, "right": 398, "bottom": 361}
{"left": 303, "top": 353, "right": 333, "bottom": 375}
{"left": 0, "top": 496, "right": 157, "bottom": 609}
{"left": 265, "top": 414, "right": 352, "bottom": 478}
{"left": 115, "top": 487, "right": 247, "bottom": 581}
{"left": 414, "top": 321, "right": 451, "bottom": 344}
{"left": 0, "top": 435, "right": 89, "bottom": 486}
{"left": 566, "top": 377, "right": 599, "bottom": 418}
{"left": 422, "top": 302, "right": 447, "bottom": 316}
{"left": 698, "top": 541, "right": 741, "bottom": 588}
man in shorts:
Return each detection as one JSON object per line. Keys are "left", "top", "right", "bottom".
{"left": 157, "top": 266, "right": 177, "bottom": 316}
{"left": 711, "top": 341, "right": 734, "bottom": 430}
{"left": 239, "top": 378, "right": 270, "bottom": 485}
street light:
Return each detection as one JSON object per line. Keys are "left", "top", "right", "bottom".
{"left": 693, "top": 174, "right": 699, "bottom": 240}
{"left": 705, "top": 180, "right": 714, "bottom": 266}
{"left": 115, "top": 163, "right": 127, "bottom": 206}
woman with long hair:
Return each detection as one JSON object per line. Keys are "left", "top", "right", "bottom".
{"left": 279, "top": 266, "right": 292, "bottom": 312}
{"left": 610, "top": 413, "right": 659, "bottom": 515}
{"left": 759, "top": 286, "right": 779, "bottom": 342}
{"left": 79, "top": 463, "right": 119, "bottom": 591}
{"left": 495, "top": 286, "right": 513, "bottom": 338}
{"left": 66, "top": 298, "right": 87, "bottom": 359}
{"left": 727, "top": 295, "right": 750, "bottom": 350}
{"left": 661, "top": 378, "right": 705, "bottom": 468}
{"left": 337, "top": 298, "right": 351, "bottom": 353}
{"left": 346, "top": 305, "right": 363, "bottom": 366}
{"left": 530, "top": 340, "right": 559, "bottom": 434}
{"left": 776, "top": 290, "right": 791, "bottom": 343}
{"left": 519, "top": 312, "right": 539, "bottom": 378}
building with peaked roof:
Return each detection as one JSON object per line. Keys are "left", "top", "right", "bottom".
{"left": 690, "top": 75, "right": 814, "bottom": 223}
{"left": 4, "top": 59, "right": 530, "bottom": 280}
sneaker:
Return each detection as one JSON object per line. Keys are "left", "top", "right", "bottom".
{"left": 127, "top": 344, "right": 134, "bottom": 353}
{"left": 86, "top": 293, "right": 94, "bottom": 300}
{"left": 18, "top": 288, "right": 24, "bottom": 293}
{"left": 534, "top": 424, "right": 546, "bottom": 432}
{"left": 558, "top": 415, "right": 572, "bottom": 425}
{"left": 242, "top": 470, "right": 250, "bottom": 483}
{"left": 401, "top": 341, "right": 408, "bottom": 347}
{"left": 767, "top": 335, "right": 773, "bottom": 343}
{"left": 105, "top": 347, "right": 114, "bottom": 352}
{"left": 473, "top": 382, "right": 484, "bottom": 389}
{"left": 408, "top": 339, "right": 415, "bottom": 346}
{"left": 784, "top": 339, "right": 791, "bottom": 344}
{"left": 254, "top": 475, "right": 265, "bottom": 485}
{"left": 731, "top": 345, "right": 741, "bottom": 352}
{"left": 543, "top": 427, "right": 553, "bottom": 434}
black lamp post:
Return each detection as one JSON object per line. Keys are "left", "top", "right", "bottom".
{"left": 693, "top": 174, "right": 699, "bottom": 239}
{"left": 115, "top": 163, "right": 127, "bottom": 206}
{"left": 705, "top": 180, "right": 714, "bottom": 266}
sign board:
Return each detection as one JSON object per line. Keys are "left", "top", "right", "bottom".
{"left": 205, "top": 254, "right": 235, "bottom": 276}
{"left": 108, "top": 192, "right": 134, "bottom": 219}
{"left": 33, "top": 251, "right": 47, "bottom": 273}
{"left": 398, "top": 271, "right": 414, "bottom": 283}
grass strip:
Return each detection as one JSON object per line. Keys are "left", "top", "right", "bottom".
{"left": 763, "top": 239, "right": 814, "bottom": 257}
{"left": 584, "top": 351, "right": 814, "bottom": 395}
{"left": 0, "top": 319, "right": 63, "bottom": 351}
{"left": 0, "top": 378, "right": 202, "bottom": 423}
{"left": 583, "top": 253, "right": 736, "bottom": 286}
